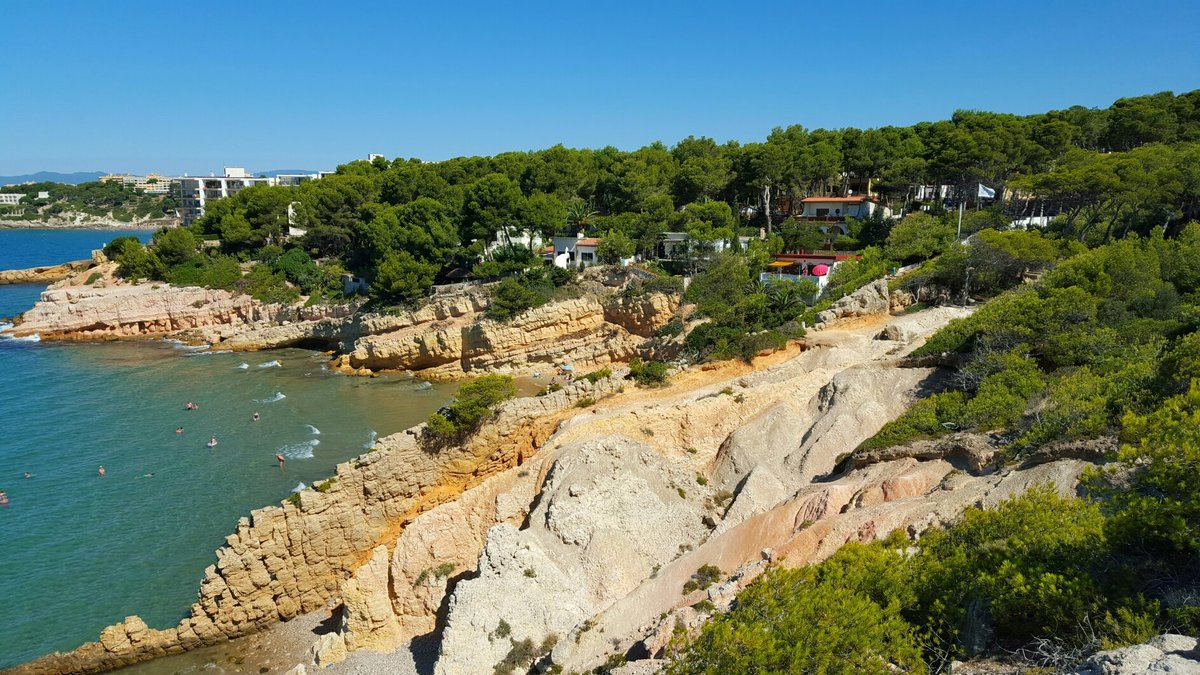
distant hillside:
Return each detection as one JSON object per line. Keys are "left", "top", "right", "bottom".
{"left": 0, "top": 171, "right": 106, "bottom": 187}
{"left": 256, "top": 169, "right": 320, "bottom": 177}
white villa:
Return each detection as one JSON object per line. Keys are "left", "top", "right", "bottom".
{"left": 796, "top": 196, "right": 892, "bottom": 234}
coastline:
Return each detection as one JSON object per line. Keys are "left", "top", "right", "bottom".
{"left": 0, "top": 218, "right": 177, "bottom": 231}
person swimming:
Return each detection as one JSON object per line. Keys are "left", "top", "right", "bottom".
{"left": 176, "top": 427, "right": 184, "bottom": 434}
{"left": 276, "top": 453, "right": 285, "bottom": 468}
{"left": 98, "top": 465, "right": 106, "bottom": 477}
{"left": 252, "top": 412, "right": 260, "bottom": 422}
{"left": 23, "top": 472, "right": 31, "bottom": 479}
{"left": 186, "top": 401, "right": 199, "bottom": 410}
{"left": 207, "top": 436, "right": 218, "bottom": 448}
{"left": 0, "top": 491, "right": 8, "bottom": 506}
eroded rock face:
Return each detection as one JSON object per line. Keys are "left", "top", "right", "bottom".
{"left": 435, "top": 436, "right": 709, "bottom": 675}
{"left": 816, "top": 278, "right": 891, "bottom": 324}
{"left": 339, "top": 546, "right": 403, "bottom": 653}
{"left": 344, "top": 292, "right": 678, "bottom": 380}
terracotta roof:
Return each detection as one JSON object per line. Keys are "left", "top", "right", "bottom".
{"left": 541, "top": 245, "right": 554, "bottom": 254}
{"left": 799, "top": 196, "right": 869, "bottom": 203}
{"left": 577, "top": 238, "right": 600, "bottom": 246}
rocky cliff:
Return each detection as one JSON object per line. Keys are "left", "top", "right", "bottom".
{"left": 0, "top": 259, "right": 92, "bottom": 286}
{"left": 12, "top": 373, "right": 629, "bottom": 675}
{"left": 338, "top": 292, "right": 678, "bottom": 380}
{"left": 5, "top": 266, "right": 679, "bottom": 382}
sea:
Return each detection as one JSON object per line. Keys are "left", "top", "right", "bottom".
{"left": 0, "top": 229, "right": 458, "bottom": 669}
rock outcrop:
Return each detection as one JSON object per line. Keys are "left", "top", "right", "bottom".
{"left": 1074, "top": 634, "right": 1200, "bottom": 674}
{"left": 816, "top": 278, "right": 891, "bottom": 324}
{"left": 339, "top": 292, "right": 678, "bottom": 380}
{"left": 0, "top": 259, "right": 92, "bottom": 285}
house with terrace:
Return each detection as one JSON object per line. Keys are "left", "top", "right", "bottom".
{"left": 796, "top": 196, "right": 892, "bottom": 234}
{"left": 759, "top": 250, "right": 860, "bottom": 292}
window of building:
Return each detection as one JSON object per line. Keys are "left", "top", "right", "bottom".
{"left": 581, "top": 252, "right": 594, "bottom": 262}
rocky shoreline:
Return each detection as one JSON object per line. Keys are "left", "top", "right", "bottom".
{"left": 0, "top": 259, "right": 92, "bottom": 285}
{"left": 4, "top": 270, "right": 1118, "bottom": 675}
{"left": 2, "top": 263, "right": 681, "bottom": 382}
{"left": 0, "top": 215, "right": 179, "bottom": 230}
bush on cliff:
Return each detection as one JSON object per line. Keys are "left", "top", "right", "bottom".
{"left": 425, "top": 374, "right": 518, "bottom": 441}
{"left": 164, "top": 253, "right": 242, "bottom": 289}
{"left": 669, "top": 488, "right": 1161, "bottom": 673}
{"left": 628, "top": 358, "right": 669, "bottom": 387}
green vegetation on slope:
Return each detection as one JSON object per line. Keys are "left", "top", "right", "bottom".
{"left": 0, "top": 180, "right": 176, "bottom": 222}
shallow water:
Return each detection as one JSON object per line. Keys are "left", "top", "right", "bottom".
{"left": 0, "top": 230, "right": 458, "bottom": 668}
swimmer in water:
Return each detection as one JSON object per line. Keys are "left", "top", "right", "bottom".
{"left": 253, "top": 412, "right": 260, "bottom": 422}
{"left": 23, "top": 472, "right": 31, "bottom": 479}
{"left": 276, "top": 453, "right": 285, "bottom": 468}
{"left": 207, "top": 436, "right": 218, "bottom": 448}
{"left": 0, "top": 491, "right": 8, "bottom": 506}
{"left": 98, "top": 465, "right": 106, "bottom": 477}
{"left": 176, "top": 427, "right": 184, "bottom": 434}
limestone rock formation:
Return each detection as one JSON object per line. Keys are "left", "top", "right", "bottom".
{"left": 342, "top": 292, "right": 678, "bottom": 379}
{"left": 816, "top": 278, "right": 891, "bottom": 324}
{"left": 339, "top": 546, "right": 404, "bottom": 653}
{"left": 1074, "top": 634, "right": 1200, "bottom": 674}
{"left": 0, "top": 259, "right": 91, "bottom": 285}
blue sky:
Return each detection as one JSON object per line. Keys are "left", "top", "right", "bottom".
{"left": 1, "top": 0, "right": 1197, "bottom": 175}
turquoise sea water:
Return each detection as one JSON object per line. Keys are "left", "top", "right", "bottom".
{"left": 0, "top": 230, "right": 458, "bottom": 668}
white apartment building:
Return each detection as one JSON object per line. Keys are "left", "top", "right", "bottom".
{"left": 100, "top": 173, "right": 175, "bottom": 194}
{"left": 176, "top": 167, "right": 272, "bottom": 225}
{"left": 0, "top": 193, "right": 26, "bottom": 205}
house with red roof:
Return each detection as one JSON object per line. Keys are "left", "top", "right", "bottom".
{"left": 550, "top": 234, "right": 603, "bottom": 268}
{"left": 796, "top": 196, "right": 892, "bottom": 234}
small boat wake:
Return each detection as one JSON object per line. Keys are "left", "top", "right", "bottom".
{"left": 256, "top": 392, "right": 286, "bottom": 403}
{"left": 257, "top": 360, "right": 282, "bottom": 369}
{"left": 279, "top": 439, "right": 320, "bottom": 460}
{"left": 306, "top": 425, "right": 321, "bottom": 435}
{"left": 237, "top": 363, "right": 250, "bottom": 370}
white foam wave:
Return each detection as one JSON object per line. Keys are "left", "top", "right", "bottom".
{"left": 363, "top": 430, "right": 378, "bottom": 450}
{"left": 293, "top": 482, "right": 307, "bottom": 493}
{"left": 256, "top": 391, "right": 286, "bottom": 403}
{"left": 413, "top": 380, "right": 433, "bottom": 391}
{"left": 257, "top": 360, "right": 282, "bottom": 369}
{"left": 2, "top": 332, "right": 41, "bottom": 342}
{"left": 306, "top": 425, "right": 321, "bottom": 435}
{"left": 279, "top": 439, "right": 319, "bottom": 460}
{"left": 237, "top": 363, "right": 250, "bottom": 370}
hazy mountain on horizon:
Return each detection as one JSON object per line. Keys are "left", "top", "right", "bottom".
{"left": 0, "top": 171, "right": 106, "bottom": 186}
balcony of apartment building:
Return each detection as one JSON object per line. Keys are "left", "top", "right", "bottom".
{"left": 203, "top": 190, "right": 223, "bottom": 199}
{"left": 203, "top": 180, "right": 222, "bottom": 190}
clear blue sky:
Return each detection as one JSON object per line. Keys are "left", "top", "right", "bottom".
{"left": 2, "top": 0, "right": 1197, "bottom": 175}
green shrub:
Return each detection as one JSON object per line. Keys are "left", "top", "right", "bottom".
{"left": 314, "top": 478, "right": 337, "bottom": 493}
{"left": 487, "top": 277, "right": 549, "bottom": 321}
{"left": 240, "top": 263, "right": 300, "bottom": 304}
{"left": 575, "top": 397, "right": 597, "bottom": 408}
{"left": 628, "top": 358, "right": 669, "bottom": 387}
{"left": 84, "top": 272, "right": 102, "bottom": 285}
{"left": 582, "top": 367, "right": 612, "bottom": 383}
{"left": 425, "top": 375, "right": 518, "bottom": 440}
{"left": 682, "top": 565, "right": 722, "bottom": 594}
{"left": 668, "top": 565, "right": 925, "bottom": 675}
{"left": 536, "top": 382, "right": 563, "bottom": 396}
{"left": 165, "top": 254, "right": 242, "bottom": 289}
